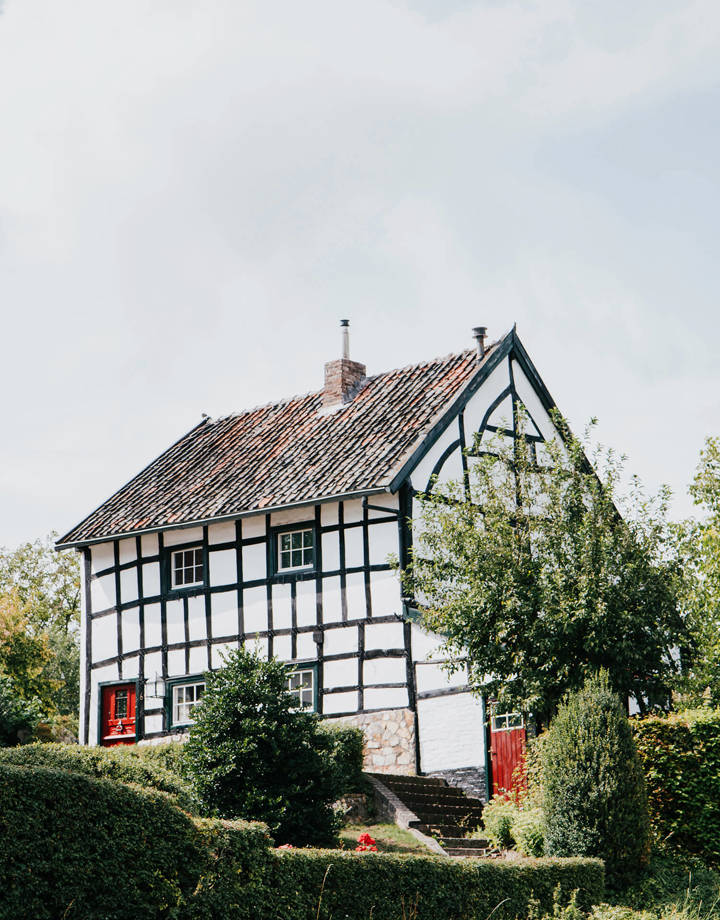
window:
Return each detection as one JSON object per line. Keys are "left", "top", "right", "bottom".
{"left": 172, "top": 681, "right": 205, "bottom": 725}
{"left": 277, "top": 528, "right": 315, "bottom": 572}
{"left": 492, "top": 712, "right": 524, "bottom": 731}
{"left": 171, "top": 547, "right": 204, "bottom": 588}
{"left": 114, "top": 689, "right": 128, "bottom": 720}
{"left": 286, "top": 667, "right": 315, "bottom": 711}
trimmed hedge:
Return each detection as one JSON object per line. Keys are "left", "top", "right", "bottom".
{"left": 0, "top": 763, "right": 205, "bottom": 920}
{"left": 260, "top": 851, "right": 603, "bottom": 920}
{"left": 0, "top": 741, "right": 195, "bottom": 810}
{"left": 0, "top": 761, "right": 604, "bottom": 920}
{"left": 632, "top": 709, "right": 720, "bottom": 863}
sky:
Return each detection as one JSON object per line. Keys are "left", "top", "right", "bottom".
{"left": 1, "top": 0, "right": 720, "bottom": 548}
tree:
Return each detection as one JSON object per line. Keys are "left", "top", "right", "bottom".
{"left": 404, "top": 415, "right": 685, "bottom": 726}
{"left": 183, "top": 649, "right": 343, "bottom": 846}
{"left": 541, "top": 671, "right": 650, "bottom": 887}
{"left": 674, "top": 436, "right": 720, "bottom": 706}
{"left": 0, "top": 535, "right": 80, "bottom": 719}
{"left": 0, "top": 673, "right": 41, "bottom": 746}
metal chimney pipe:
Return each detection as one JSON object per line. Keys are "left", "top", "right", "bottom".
{"left": 472, "top": 326, "right": 487, "bottom": 361}
{"left": 340, "top": 319, "right": 350, "bottom": 359}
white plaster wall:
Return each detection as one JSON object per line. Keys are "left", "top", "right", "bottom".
{"left": 270, "top": 507, "right": 316, "bottom": 526}
{"left": 418, "top": 691, "right": 485, "bottom": 772}
{"left": 415, "top": 661, "right": 468, "bottom": 693}
{"left": 211, "top": 642, "right": 234, "bottom": 668}
{"left": 410, "top": 421, "right": 459, "bottom": 494}
{"left": 274, "top": 634, "right": 292, "bottom": 659}
{"left": 322, "top": 532, "right": 340, "bottom": 570}
{"left": 92, "top": 615, "right": 117, "bottom": 661}
{"left": 91, "top": 574, "right": 115, "bottom": 612}
{"left": 320, "top": 502, "right": 339, "bottom": 526}
{"left": 369, "top": 571, "right": 402, "bottom": 617}
{"left": 188, "top": 594, "right": 208, "bottom": 640}
{"left": 88, "top": 663, "right": 120, "bottom": 746}
{"left": 364, "top": 686, "right": 408, "bottom": 710}
{"left": 321, "top": 577, "right": 343, "bottom": 622}
{"left": 367, "top": 494, "right": 399, "bottom": 517}
{"left": 121, "top": 607, "right": 140, "bottom": 653}
{"left": 166, "top": 600, "right": 185, "bottom": 645}
{"left": 141, "top": 533, "right": 159, "bottom": 556}
{"left": 324, "top": 658, "right": 358, "bottom": 688}
{"left": 345, "top": 572, "right": 366, "bottom": 619}
{"left": 365, "top": 620, "right": 404, "bottom": 650}
{"left": 296, "top": 580, "right": 317, "bottom": 627}
{"left": 168, "top": 648, "right": 185, "bottom": 675}
{"left": 143, "top": 562, "right": 161, "bottom": 597}
{"left": 210, "top": 591, "right": 236, "bottom": 638}
{"left": 272, "top": 583, "right": 292, "bottom": 630}
{"left": 295, "top": 631, "right": 318, "bottom": 659}
{"left": 118, "top": 538, "right": 136, "bottom": 565}
{"left": 120, "top": 567, "right": 139, "bottom": 604}
{"left": 242, "top": 515, "right": 266, "bottom": 539}
{"left": 460, "top": 360, "right": 512, "bottom": 439}
{"left": 208, "top": 521, "right": 236, "bottom": 544}
{"left": 163, "top": 526, "right": 203, "bottom": 547}
{"left": 344, "top": 527, "right": 364, "bottom": 568}
{"left": 324, "top": 625, "right": 359, "bottom": 655}
{"left": 368, "top": 521, "right": 397, "bottom": 566}
{"left": 209, "top": 549, "right": 236, "bottom": 586}
{"left": 242, "top": 543, "right": 266, "bottom": 580}
{"left": 90, "top": 542, "right": 114, "bottom": 574}
{"left": 343, "top": 499, "right": 364, "bottom": 524}
{"left": 364, "top": 657, "right": 406, "bottom": 685}
{"left": 145, "top": 604, "right": 162, "bottom": 647}
{"left": 78, "top": 552, "right": 88, "bottom": 740}
{"left": 243, "top": 586, "right": 268, "bottom": 633}
{"left": 190, "top": 644, "right": 210, "bottom": 672}
{"left": 324, "top": 690, "right": 359, "bottom": 714}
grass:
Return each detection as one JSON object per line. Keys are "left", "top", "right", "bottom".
{"left": 338, "top": 823, "right": 430, "bottom": 854}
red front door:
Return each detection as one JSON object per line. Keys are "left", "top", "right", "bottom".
{"left": 489, "top": 710, "right": 526, "bottom": 796}
{"left": 100, "top": 683, "right": 136, "bottom": 746}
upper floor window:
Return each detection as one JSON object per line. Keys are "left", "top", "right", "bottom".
{"left": 286, "top": 666, "right": 316, "bottom": 711}
{"left": 172, "top": 547, "right": 204, "bottom": 588}
{"left": 171, "top": 680, "right": 205, "bottom": 726}
{"left": 277, "top": 527, "right": 315, "bottom": 572}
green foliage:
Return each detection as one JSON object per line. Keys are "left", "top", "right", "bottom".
{"left": 405, "top": 416, "right": 684, "bottom": 725}
{"left": 0, "top": 762, "right": 206, "bottom": 920}
{"left": 183, "top": 648, "right": 344, "bottom": 846}
{"left": 0, "top": 673, "right": 40, "bottom": 746}
{"left": 0, "top": 535, "right": 80, "bottom": 722}
{"left": 316, "top": 721, "right": 365, "bottom": 794}
{"left": 481, "top": 794, "right": 545, "bottom": 857}
{"left": 263, "top": 851, "right": 603, "bottom": 920}
{"left": 542, "top": 672, "right": 650, "bottom": 888}
{"left": 0, "top": 741, "right": 195, "bottom": 810}
{"left": 483, "top": 793, "right": 519, "bottom": 849}
{"left": 0, "top": 757, "right": 604, "bottom": 920}
{"left": 632, "top": 710, "right": 720, "bottom": 864}
{"left": 514, "top": 806, "right": 547, "bottom": 858}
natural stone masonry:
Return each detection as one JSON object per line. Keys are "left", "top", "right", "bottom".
{"left": 427, "top": 767, "right": 487, "bottom": 802}
{"left": 325, "top": 707, "right": 416, "bottom": 774}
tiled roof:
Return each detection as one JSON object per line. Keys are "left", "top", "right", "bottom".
{"left": 57, "top": 341, "right": 501, "bottom": 546}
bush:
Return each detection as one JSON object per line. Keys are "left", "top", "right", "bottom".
{"left": 632, "top": 709, "right": 720, "bottom": 864}
{"left": 513, "top": 806, "right": 546, "bottom": 858}
{"left": 0, "top": 763, "right": 205, "bottom": 920}
{"left": 0, "top": 673, "right": 40, "bottom": 745}
{"left": 317, "top": 721, "right": 365, "bottom": 795}
{"left": 183, "top": 648, "right": 343, "bottom": 847}
{"left": 132, "top": 740, "right": 188, "bottom": 777}
{"left": 0, "top": 741, "right": 195, "bottom": 810}
{"left": 483, "top": 794, "right": 519, "bottom": 849}
{"left": 541, "top": 672, "right": 650, "bottom": 887}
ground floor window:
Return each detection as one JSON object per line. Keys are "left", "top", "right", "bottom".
{"left": 286, "top": 666, "right": 316, "bottom": 711}
{"left": 170, "top": 680, "right": 205, "bottom": 726}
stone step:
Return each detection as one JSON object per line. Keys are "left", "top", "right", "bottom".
{"left": 412, "top": 822, "right": 467, "bottom": 838}
{"left": 371, "top": 773, "right": 448, "bottom": 788}
{"left": 391, "top": 789, "right": 472, "bottom": 806}
{"left": 410, "top": 802, "right": 484, "bottom": 819}
{"left": 444, "top": 847, "right": 490, "bottom": 858}
{"left": 439, "top": 837, "right": 490, "bottom": 849}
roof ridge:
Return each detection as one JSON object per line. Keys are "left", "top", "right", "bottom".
{"left": 211, "top": 348, "right": 475, "bottom": 423}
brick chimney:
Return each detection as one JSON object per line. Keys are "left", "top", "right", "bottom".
{"left": 323, "top": 319, "right": 366, "bottom": 408}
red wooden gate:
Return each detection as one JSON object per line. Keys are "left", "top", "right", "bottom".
{"left": 100, "top": 683, "right": 136, "bottom": 746}
{"left": 489, "top": 711, "right": 526, "bottom": 796}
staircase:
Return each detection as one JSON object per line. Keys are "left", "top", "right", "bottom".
{"left": 369, "top": 773, "right": 491, "bottom": 858}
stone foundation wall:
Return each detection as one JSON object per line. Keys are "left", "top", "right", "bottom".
{"left": 427, "top": 766, "right": 487, "bottom": 802}
{"left": 324, "top": 708, "right": 416, "bottom": 775}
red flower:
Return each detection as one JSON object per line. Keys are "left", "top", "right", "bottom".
{"left": 355, "top": 832, "right": 378, "bottom": 852}
{"left": 277, "top": 843, "right": 294, "bottom": 849}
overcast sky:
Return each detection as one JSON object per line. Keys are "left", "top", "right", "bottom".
{"left": 1, "top": 0, "right": 719, "bottom": 548}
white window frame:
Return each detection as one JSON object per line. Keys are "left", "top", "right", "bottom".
{"left": 171, "top": 680, "right": 205, "bottom": 726}
{"left": 286, "top": 667, "right": 316, "bottom": 711}
{"left": 276, "top": 527, "right": 315, "bottom": 573}
{"left": 171, "top": 546, "right": 204, "bottom": 589}
{"left": 492, "top": 712, "right": 524, "bottom": 732}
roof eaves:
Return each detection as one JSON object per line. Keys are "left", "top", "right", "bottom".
{"left": 55, "top": 485, "right": 390, "bottom": 550}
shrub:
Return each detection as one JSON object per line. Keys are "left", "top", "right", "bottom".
{"left": 513, "top": 806, "right": 546, "bottom": 858}
{"left": 317, "top": 721, "right": 365, "bottom": 794}
{"left": 183, "top": 648, "right": 343, "bottom": 847}
{"left": 0, "top": 741, "right": 195, "bottom": 810}
{"left": 541, "top": 671, "right": 650, "bottom": 887}
{"left": 483, "top": 794, "right": 520, "bottom": 849}
{"left": 0, "top": 763, "right": 204, "bottom": 920}
{"left": 131, "top": 740, "right": 188, "bottom": 777}
{"left": 632, "top": 709, "right": 720, "bottom": 864}
{"left": 0, "top": 673, "right": 40, "bottom": 745}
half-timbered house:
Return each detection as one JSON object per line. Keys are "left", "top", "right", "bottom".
{"left": 57, "top": 322, "right": 566, "bottom": 798}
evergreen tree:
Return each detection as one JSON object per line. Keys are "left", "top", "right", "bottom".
{"left": 541, "top": 671, "right": 650, "bottom": 887}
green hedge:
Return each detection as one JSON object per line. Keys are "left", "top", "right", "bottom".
{"left": 0, "top": 761, "right": 604, "bottom": 920}
{"left": 0, "top": 741, "right": 195, "bottom": 810}
{"left": 317, "top": 722, "right": 365, "bottom": 794}
{"left": 632, "top": 709, "right": 720, "bottom": 863}
{"left": 258, "top": 851, "right": 604, "bottom": 920}
{"left": 0, "top": 763, "right": 206, "bottom": 920}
